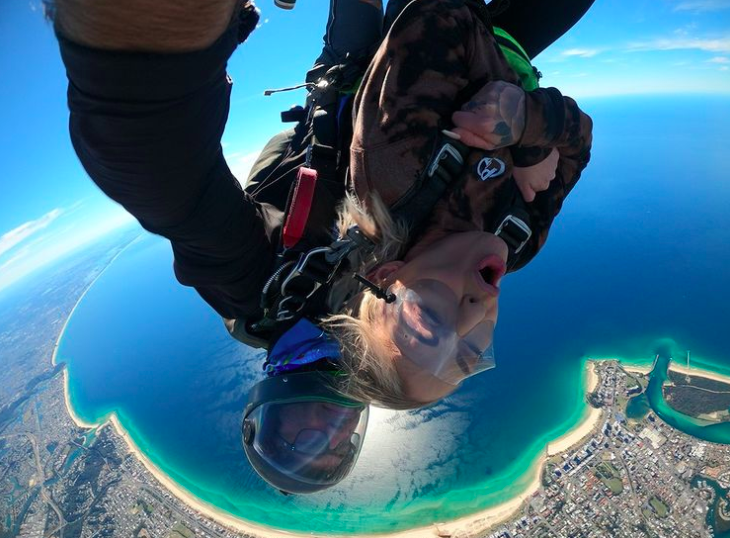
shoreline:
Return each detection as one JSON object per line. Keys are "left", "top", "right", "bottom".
{"left": 106, "top": 410, "right": 547, "bottom": 538}
{"left": 56, "top": 360, "right": 606, "bottom": 538}
{"left": 667, "top": 363, "right": 730, "bottom": 386}
{"left": 100, "top": 413, "right": 548, "bottom": 538}
{"left": 546, "top": 361, "right": 602, "bottom": 457}
{"left": 53, "top": 265, "right": 607, "bottom": 538}
{"left": 51, "top": 235, "right": 142, "bottom": 371}
{"left": 622, "top": 364, "right": 652, "bottom": 376}
{"left": 621, "top": 361, "right": 730, "bottom": 386}
{"left": 53, "top": 238, "right": 144, "bottom": 430}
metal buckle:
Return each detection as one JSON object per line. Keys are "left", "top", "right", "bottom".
{"left": 276, "top": 247, "right": 335, "bottom": 320}
{"left": 280, "top": 247, "right": 331, "bottom": 299}
{"left": 427, "top": 142, "right": 464, "bottom": 178}
{"left": 495, "top": 215, "right": 532, "bottom": 254}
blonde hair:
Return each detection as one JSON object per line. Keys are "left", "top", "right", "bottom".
{"left": 321, "top": 194, "right": 433, "bottom": 410}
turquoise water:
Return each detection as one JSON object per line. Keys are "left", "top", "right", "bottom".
{"left": 645, "top": 349, "right": 730, "bottom": 444}
{"left": 57, "top": 96, "right": 730, "bottom": 533}
{"left": 626, "top": 393, "right": 650, "bottom": 420}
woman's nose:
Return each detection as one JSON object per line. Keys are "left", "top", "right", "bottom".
{"left": 327, "top": 424, "right": 353, "bottom": 450}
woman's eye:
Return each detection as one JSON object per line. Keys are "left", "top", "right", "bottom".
{"left": 422, "top": 307, "right": 442, "bottom": 328}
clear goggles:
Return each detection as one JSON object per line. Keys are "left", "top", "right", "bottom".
{"left": 243, "top": 398, "right": 368, "bottom": 492}
{"left": 384, "top": 279, "right": 496, "bottom": 386}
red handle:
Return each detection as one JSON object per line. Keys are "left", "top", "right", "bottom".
{"left": 282, "top": 167, "right": 318, "bottom": 249}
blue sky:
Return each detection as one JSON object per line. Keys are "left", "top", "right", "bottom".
{"left": 0, "top": 0, "right": 728, "bottom": 293}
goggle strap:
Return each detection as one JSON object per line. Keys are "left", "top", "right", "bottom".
{"left": 353, "top": 273, "right": 396, "bottom": 303}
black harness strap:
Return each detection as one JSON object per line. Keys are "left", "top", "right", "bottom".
{"left": 249, "top": 65, "right": 363, "bottom": 345}
{"left": 390, "top": 135, "right": 468, "bottom": 231}
{"left": 391, "top": 134, "right": 533, "bottom": 270}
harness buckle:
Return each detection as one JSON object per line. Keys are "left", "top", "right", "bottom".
{"left": 495, "top": 214, "right": 532, "bottom": 255}
{"left": 427, "top": 142, "right": 465, "bottom": 179}
{"left": 276, "top": 247, "right": 335, "bottom": 320}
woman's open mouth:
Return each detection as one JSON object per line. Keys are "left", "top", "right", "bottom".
{"left": 475, "top": 255, "right": 506, "bottom": 295}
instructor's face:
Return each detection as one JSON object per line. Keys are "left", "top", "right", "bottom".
{"left": 371, "top": 231, "right": 508, "bottom": 403}
{"left": 276, "top": 402, "right": 360, "bottom": 471}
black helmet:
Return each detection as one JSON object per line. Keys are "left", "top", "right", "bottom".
{"left": 242, "top": 371, "right": 369, "bottom": 494}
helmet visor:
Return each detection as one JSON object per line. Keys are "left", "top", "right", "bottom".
{"left": 385, "top": 279, "right": 496, "bottom": 386}
{"left": 244, "top": 399, "right": 368, "bottom": 490}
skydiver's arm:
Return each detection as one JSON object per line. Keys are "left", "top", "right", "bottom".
{"left": 508, "top": 88, "right": 593, "bottom": 270}
{"left": 54, "top": 1, "right": 279, "bottom": 320}
{"left": 308, "top": 0, "right": 383, "bottom": 78}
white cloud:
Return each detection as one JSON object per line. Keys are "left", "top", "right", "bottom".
{"left": 707, "top": 56, "right": 730, "bottom": 63}
{"left": 561, "top": 48, "right": 602, "bottom": 58}
{"left": 0, "top": 208, "right": 64, "bottom": 258}
{"left": 673, "top": 23, "right": 699, "bottom": 37}
{"left": 628, "top": 36, "right": 730, "bottom": 54}
{"left": 673, "top": 0, "right": 730, "bottom": 12}
{"left": 0, "top": 203, "right": 136, "bottom": 294}
{"left": 721, "top": 66, "right": 730, "bottom": 71}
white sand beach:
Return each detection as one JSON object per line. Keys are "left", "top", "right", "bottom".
{"left": 622, "top": 364, "right": 652, "bottom": 376}
{"left": 107, "top": 408, "right": 547, "bottom": 538}
{"left": 54, "top": 268, "right": 605, "bottom": 538}
{"left": 547, "top": 361, "right": 603, "bottom": 457}
{"left": 668, "top": 363, "right": 730, "bottom": 385}
{"left": 621, "top": 359, "right": 730, "bottom": 386}
{"left": 56, "top": 351, "right": 608, "bottom": 538}
{"left": 58, "top": 361, "right": 604, "bottom": 538}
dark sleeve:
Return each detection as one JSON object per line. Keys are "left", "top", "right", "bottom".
{"left": 519, "top": 87, "right": 593, "bottom": 198}
{"left": 57, "top": 15, "right": 279, "bottom": 320}
{"left": 491, "top": 0, "right": 595, "bottom": 59}
{"left": 511, "top": 89, "right": 593, "bottom": 270}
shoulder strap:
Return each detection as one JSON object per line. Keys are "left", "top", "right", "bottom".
{"left": 245, "top": 65, "right": 364, "bottom": 348}
{"left": 390, "top": 134, "right": 468, "bottom": 231}
{"left": 392, "top": 134, "right": 533, "bottom": 270}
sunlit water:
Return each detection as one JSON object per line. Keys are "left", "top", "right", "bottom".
{"left": 57, "top": 96, "right": 730, "bottom": 533}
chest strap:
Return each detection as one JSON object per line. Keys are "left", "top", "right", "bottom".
{"left": 392, "top": 134, "right": 533, "bottom": 269}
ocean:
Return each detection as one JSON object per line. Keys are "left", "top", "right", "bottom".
{"left": 56, "top": 96, "right": 730, "bottom": 534}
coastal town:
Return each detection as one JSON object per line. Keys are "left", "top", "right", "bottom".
{"left": 2, "top": 241, "right": 730, "bottom": 538}
{"left": 481, "top": 360, "right": 730, "bottom": 538}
